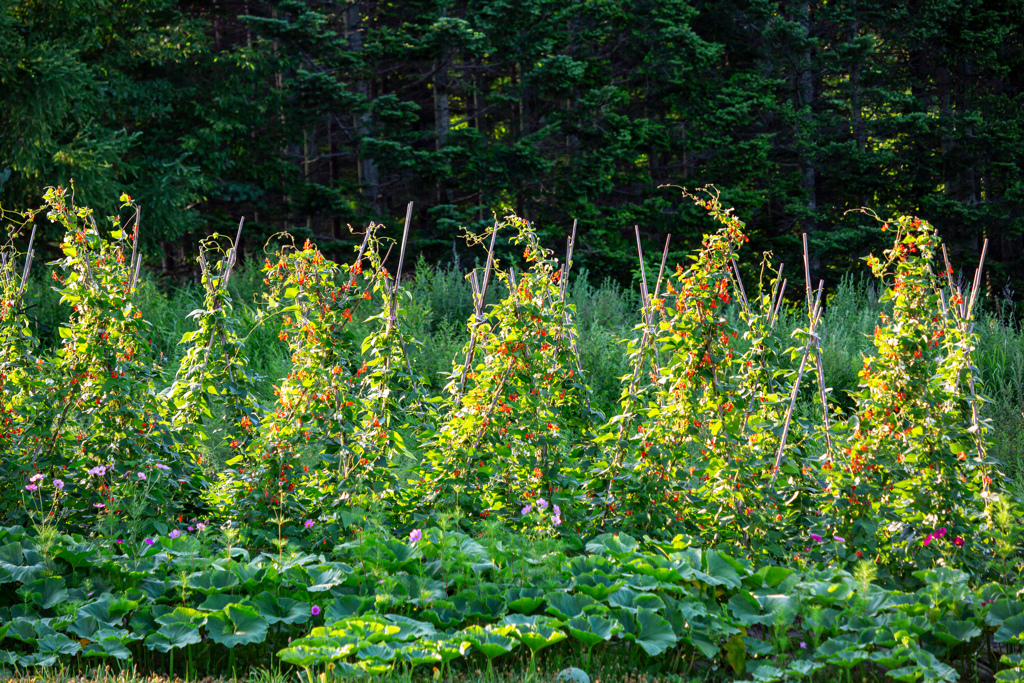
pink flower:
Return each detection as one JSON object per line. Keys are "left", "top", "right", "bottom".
{"left": 53, "top": 479, "right": 64, "bottom": 489}
{"left": 551, "top": 515, "right": 561, "bottom": 526}
{"left": 143, "top": 538, "right": 155, "bottom": 546}
{"left": 25, "top": 485, "right": 37, "bottom": 492}
{"left": 810, "top": 533, "right": 824, "bottom": 543}
{"left": 936, "top": 527, "right": 947, "bottom": 538}
{"left": 409, "top": 529, "right": 422, "bottom": 543}
{"left": 94, "top": 503, "right": 105, "bottom": 508}
{"left": 923, "top": 534, "right": 932, "bottom": 546}
{"left": 169, "top": 529, "right": 181, "bottom": 539}
{"left": 155, "top": 463, "right": 170, "bottom": 470}
{"left": 29, "top": 473, "right": 45, "bottom": 483}
{"left": 311, "top": 605, "right": 321, "bottom": 616}
{"left": 953, "top": 536, "right": 964, "bottom": 547}
{"left": 537, "top": 498, "right": 549, "bottom": 510}
{"left": 833, "top": 535, "right": 845, "bottom": 543}
{"left": 304, "top": 519, "right": 315, "bottom": 529}
{"left": 137, "top": 472, "right": 146, "bottom": 480}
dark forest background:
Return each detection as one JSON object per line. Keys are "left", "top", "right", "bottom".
{"left": 2, "top": 0, "right": 1023, "bottom": 293}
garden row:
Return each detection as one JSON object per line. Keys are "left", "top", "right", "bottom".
{"left": 0, "top": 186, "right": 1019, "bottom": 584}
{"left": 1, "top": 523, "right": 1023, "bottom": 682}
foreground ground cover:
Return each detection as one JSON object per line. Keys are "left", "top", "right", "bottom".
{"left": 1, "top": 186, "right": 1023, "bottom": 680}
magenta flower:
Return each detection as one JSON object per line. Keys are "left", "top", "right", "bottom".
{"left": 94, "top": 503, "right": 105, "bottom": 508}
{"left": 409, "top": 529, "right": 422, "bottom": 543}
{"left": 143, "top": 538, "right": 155, "bottom": 546}
{"left": 155, "top": 463, "right": 170, "bottom": 470}
{"left": 923, "top": 534, "right": 932, "bottom": 546}
{"left": 53, "top": 479, "right": 64, "bottom": 489}
{"left": 810, "top": 533, "right": 824, "bottom": 543}
{"left": 311, "top": 605, "right": 321, "bottom": 616}
{"left": 137, "top": 472, "right": 146, "bottom": 480}
{"left": 29, "top": 473, "right": 44, "bottom": 483}
{"left": 936, "top": 527, "right": 948, "bottom": 538}
{"left": 953, "top": 536, "right": 965, "bottom": 547}
{"left": 25, "top": 484, "right": 38, "bottom": 492}
{"left": 304, "top": 519, "right": 315, "bottom": 529}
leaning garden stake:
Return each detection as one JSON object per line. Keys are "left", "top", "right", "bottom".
{"left": 772, "top": 282, "right": 824, "bottom": 483}
{"left": 457, "top": 220, "right": 499, "bottom": 397}
{"left": 803, "top": 234, "right": 834, "bottom": 459}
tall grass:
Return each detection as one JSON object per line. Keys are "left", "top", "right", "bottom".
{"left": 19, "top": 260, "right": 1024, "bottom": 494}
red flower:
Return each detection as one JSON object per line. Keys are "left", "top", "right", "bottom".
{"left": 953, "top": 536, "right": 965, "bottom": 547}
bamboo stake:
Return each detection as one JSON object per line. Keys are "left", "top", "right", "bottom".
{"left": 388, "top": 202, "right": 414, "bottom": 327}
{"left": 771, "top": 283, "right": 824, "bottom": 483}
{"left": 941, "top": 245, "right": 964, "bottom": 319}
{"left": 559, "top": 220, "right": 578, "bottom": 302}
{"left": 800, "top": 234, "right": 834, "bottom": 458}
{"left": 457, "top": 223, "right": 500, "bottom": 396}
{"left": 129, "top": 205, "right": 141, "bottom": 281}
{"left": 731, "top": 257, "right": 750, "bottom": 316}
{"left": 652, "top": 235, "right": 671, "bottom": 304}
{"left": 966, "top": 238, "right": 988, "bottom": 322}
{"left": 17, "top": 224, "right": 36, "bottom": 301}
{"left": 224, "top": 217, "right": 245, "bottom": 285}
{"left": 769, "top": 278, "right": 788, "bottom": 330}
{"left": 802, "top": 233, "right": 813, "bottom": 313}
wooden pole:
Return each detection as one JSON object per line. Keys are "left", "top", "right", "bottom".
{"left": 17, "top": 224, "right": 36, "bottom": 301}
{"left": 772, "top": 283, "right": 824, "bottom": 483}
{"left": 389, "top": 202, "right": 414, "bottom": 327}
{"left": 223, "top": 217, "right": 245, "bottom": 285}
{"left": 457, "top": 223, "right": 500, "bottom": 396}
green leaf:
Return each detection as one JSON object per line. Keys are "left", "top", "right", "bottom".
{"left": 18, "top": 577, "right": 68, "bottom": 609}
{"left": 566, "top": 616, "right": 620, "bottom": 648}
{"left": 507, "top": 587, "right": 545, "bottom": 614}
{"left": 37, "top": 633, "right": 81, "bottom": 657}
{"left": 545, "top": 592, "right": 599, "bottom": 620}
{"left": 932, "top": 618, "right": 981, "bottom": 645}
{"left": 251, "top": 591, "right": 311, "bottom": 625}
{"left": 575, "top": 573, "right": 625, "bottom": 600}
{"left": 462, "top": 626, "right": 520, "bottom": 661}
{"left": 632, "top": 609, "right": 677, "bottom": 657}
{"left": 206, "top": 605, "right": 269, "bottom": 648}
{"left": 187, "top": 569, "right": 239, "bottom": 594}
{"left": 724, "top": 633, "right": 746, "bottom": 674}
{"left": 145, "top": 623, "right": 202, "bottom": 652}
{"left": 996, "top": 615, "right": 1024, "bottom": 644}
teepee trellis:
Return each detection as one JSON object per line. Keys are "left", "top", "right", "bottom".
{"left": 940, "top": 240, "right": 990, "bottom": 463}
{"left": 771, "top": 280, "right": 824, "bottom": 483}
{"left": 457, "top": 221, "right": 499, "bottom": 398}
{"left": 803, "top": 235, "right": 834, "bottom": 460}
